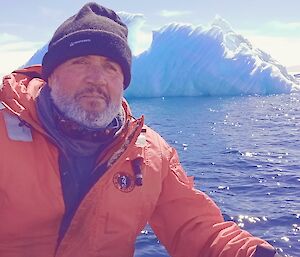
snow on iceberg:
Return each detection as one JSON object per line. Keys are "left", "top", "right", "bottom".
{"left": 127, "top": 16, "right": 299, "bottom": 97}
{"left": 25, "top": 15, "right": 299, "bottom": 97}
{"left": 25, "top": 44, "right": 48, "bottom": 67}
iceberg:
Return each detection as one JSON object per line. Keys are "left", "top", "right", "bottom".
{"left": 25, "top": 14, "right": 299, "bottom": 97}
{"left": 25, "top": 44, "right": 48, "bottom": 67}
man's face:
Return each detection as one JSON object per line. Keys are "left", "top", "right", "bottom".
{"left": 48, "top": 55, "right": 124, "bottom": 128}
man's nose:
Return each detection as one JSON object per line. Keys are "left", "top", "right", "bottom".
{"left": 86, "top": 65, "right": 107, "bottom": 84}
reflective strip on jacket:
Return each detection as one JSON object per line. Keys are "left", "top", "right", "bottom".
{"left": 0, "top": 66, "right": 275, "bottom": 257}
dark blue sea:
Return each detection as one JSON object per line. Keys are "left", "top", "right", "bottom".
{"left": 127, "top": 94, "right": 300, "bottom": 257}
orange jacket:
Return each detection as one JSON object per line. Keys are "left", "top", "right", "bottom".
{"left": 0, "top": 66, "right": 275, "bottom": 257}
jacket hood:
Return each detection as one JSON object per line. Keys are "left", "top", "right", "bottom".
{"left": 0, "top": 65, "right": 46, "bottom": 131}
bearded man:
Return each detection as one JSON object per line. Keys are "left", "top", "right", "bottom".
{"left": 0, "top": 2, "right": 282, "bottom": 257}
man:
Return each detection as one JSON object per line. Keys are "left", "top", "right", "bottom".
{"left": 0, "top": 2, "right": 283, "bottom": 257}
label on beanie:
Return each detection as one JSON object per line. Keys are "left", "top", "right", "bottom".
{"left": 70, "top": 39, "right": 91, "bottom": 47}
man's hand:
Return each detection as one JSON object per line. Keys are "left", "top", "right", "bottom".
{"left": 253, "top": 245, "right": 284, "bottom": 257}
{"left": 274, "top": 253, "right": 284, "bottom": 257}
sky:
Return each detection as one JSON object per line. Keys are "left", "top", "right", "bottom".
{"left": 1, "top": 0, "right": 300, "bottom": 77}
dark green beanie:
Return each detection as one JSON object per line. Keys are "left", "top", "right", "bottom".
{"left": 42, "top": 2, "right": 132, "bottom": 88}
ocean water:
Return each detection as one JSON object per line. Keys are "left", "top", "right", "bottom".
{"left": 128, "top": 93, "right": 300, "bottom": 257}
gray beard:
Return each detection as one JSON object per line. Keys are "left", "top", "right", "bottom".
{"left": 50, "top": 87, "right": 122, "bottom": 129}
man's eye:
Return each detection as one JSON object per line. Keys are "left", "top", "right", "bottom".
{"left": 104, "top": 62, "right": 118, "bottom": 72}
{"left": 72, "top": 58, "right": 89, "bottom": 65}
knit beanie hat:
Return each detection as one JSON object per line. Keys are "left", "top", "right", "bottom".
{"left": 42, "top": 2, "right": 132, "bottom": 88}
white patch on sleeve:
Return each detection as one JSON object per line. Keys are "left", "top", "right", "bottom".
{"left": 0, "top": 102, "right": 5, "bottom": 110}
{"left": 135, "top": 133, "right": 146, "bottom": 147}
{"left": 3, "top": 112, "right": 33, "bottom": 142}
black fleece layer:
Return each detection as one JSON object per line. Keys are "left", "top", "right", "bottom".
{"left": 36, "top": 85, "right": 123, "bottom": 244}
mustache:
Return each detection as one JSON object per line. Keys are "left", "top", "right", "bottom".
{"left": 74, "top": 84, "right": 110, "bottom": 104}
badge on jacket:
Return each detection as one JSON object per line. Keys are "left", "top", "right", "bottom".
{"left": 113, "top": 172, "right": 135, "bottom": 193}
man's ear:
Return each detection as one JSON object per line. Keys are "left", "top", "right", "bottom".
{"left": 47, "top": 74, "right": 54, "bottom": 87}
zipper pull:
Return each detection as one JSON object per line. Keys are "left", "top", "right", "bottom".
{"left": 131, "top": 157, "right": 143, "bottom": 186}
